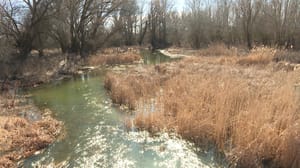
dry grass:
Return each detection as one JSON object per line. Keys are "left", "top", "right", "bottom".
{"left": 135, "top": 70, "right": 299, "bottom": 167}
{"left": 0, "top": 92, "right": 62, "bottom": 167}
{"left": 104, "top": 70, "right": 161, "bottom": 110}
{"left": 197, "top": 43, "right": 239, "bottom": 57}
{"left": 104, "top": 62, "right": 181, "bottom": 110}
{"left": 273, "top": 50, "right": 300, "bottom": 64}
{"left": 0, "top": 116, "right": 62, "bottom": 167}
{"left": 88, "top": 51, "right": 141, "bottom": 66}
{"left": 106, "top": 57, "right": 300, "bottom": 167}
{"left": 237, "top": 47, "right": 277, "bottom": 65}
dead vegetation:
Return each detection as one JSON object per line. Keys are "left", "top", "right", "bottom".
{"left": 170, "top": 44, "right": 300, "bottom": 68}
{"left": 105, "top": 46, "right": 300, "bottom": 167}
{"left": 88, "top": 48, "right": 142, "bottom": 66}
{"left": 273, "top": 50, "right": 300, "bottom": 64}
{"left": 104, "top": 68, "right": 162, "bottom": 110}
{"left": 0, "top": 92, "right": 62, "bottom": 167}
{"left": 0, "top": 116, "right": 62, "bottom": 167}
{"left": 197, "top": 43, "right": 240, "bottom": 57}
{"left": 237, "top": 47, "right": 276, "bottom": 65}
{"left": 0, "top": 50, "right": 83, "bottom": 88}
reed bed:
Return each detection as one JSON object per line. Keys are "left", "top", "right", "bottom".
{"left": 105, "top": 54, "right": 300, "bottom": 167}
{"left": 104, "top": 70, "right": 161, "bottom": 110}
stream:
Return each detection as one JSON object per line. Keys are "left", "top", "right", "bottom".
{"left": 22, "top": 51, "right": 220, "bottom": 168}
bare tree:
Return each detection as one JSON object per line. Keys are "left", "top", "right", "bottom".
{"left": 235, "top": 0, "right": 261, "bottom": 49}
{"left": 0, "top": 0, "right": 56, "bottom": 60}
{"left": 185, "top": 0, "right": 212, "bottom": 48}
{"left": 62, "top": 0, "right": 124, "bottom": 56}
{"left": 148, "top": 0, "right": 171, "bottom": 50}
{"left": 119, "top": 0, "right": 138, "bottom": 45}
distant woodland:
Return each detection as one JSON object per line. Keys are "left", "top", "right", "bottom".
{"left": 1, "top": 0, "right": 300, "bottom": 62}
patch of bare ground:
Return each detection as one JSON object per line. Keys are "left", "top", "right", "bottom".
{"left": 0, "top": 95, "right": 62, "bottom": 168}
{"left": 88, "top": 47, "right": 142, "bottom": 66}
{"left": 105, "top": 51, "right": 300, "bottom": 167}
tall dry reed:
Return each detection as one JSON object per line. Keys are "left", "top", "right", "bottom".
{"left": 104, "top": 70, "right": 161, "bottom": 109}
{"left": 104, "top": 47, "right": 300, "bottom": 167}
{"left": 133, "top": 67, "right": 300, "bottom": 167}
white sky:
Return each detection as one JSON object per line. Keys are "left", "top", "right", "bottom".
{"left": 142, "top": 0, "right": 186, "bottom": 11}
{"left": 173, "top": 0, "right": 185, "bottom": 10}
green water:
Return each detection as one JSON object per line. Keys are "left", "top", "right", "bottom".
{"left": 141, "top": 50, "right": 180, "bottom": 65}
{"left": 23, "top": 53, "right": 219, "bottom": 168}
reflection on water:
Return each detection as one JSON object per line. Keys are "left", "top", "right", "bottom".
{"left": 23, "top": 55, "right": 219, "bottom": 168}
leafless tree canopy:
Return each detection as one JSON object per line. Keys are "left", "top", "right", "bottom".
{"left": 1, "top": 0, "right": 300, "bottom": 61}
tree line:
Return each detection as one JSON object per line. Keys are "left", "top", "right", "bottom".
{"left": 1, "top": 0, "right": 300, "bottom": 62}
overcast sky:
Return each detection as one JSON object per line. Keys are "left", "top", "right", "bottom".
{"left": 142, "top": 0, "right": 186, "bottom": 11}
{"left": 173, "top": 0, "right": 185, "bottom": 10}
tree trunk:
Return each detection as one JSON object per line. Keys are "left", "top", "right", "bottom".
{"left": 69, "top": 36, "right": 80, "bottom": 53}
{"left": 246, "top": 29, "right": 253, "bottom": 50}
{"left": 17, "top": 34, "right": 33, "bottom": 61}
{"left": 139, "top": 21, "right": 148, "bottom": 45}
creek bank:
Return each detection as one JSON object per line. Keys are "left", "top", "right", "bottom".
{"left": 0, "top": 94, "right": 63, "bottom": 168}
{"left": 0, "top": 52, "right": 80, "bottom": 167}
{"left": 0, "top": 47, "right": 147, "bottom": 167}
{"left": 0, "top": 54, "right": 84, "bottom": 89}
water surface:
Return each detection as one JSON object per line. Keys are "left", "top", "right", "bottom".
{"left": 23, "top": 54, "right": 218, "bottom": 168}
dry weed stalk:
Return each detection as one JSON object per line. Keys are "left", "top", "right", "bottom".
{"left": 133, "top": 67, "right": 299, "bottom": 167}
